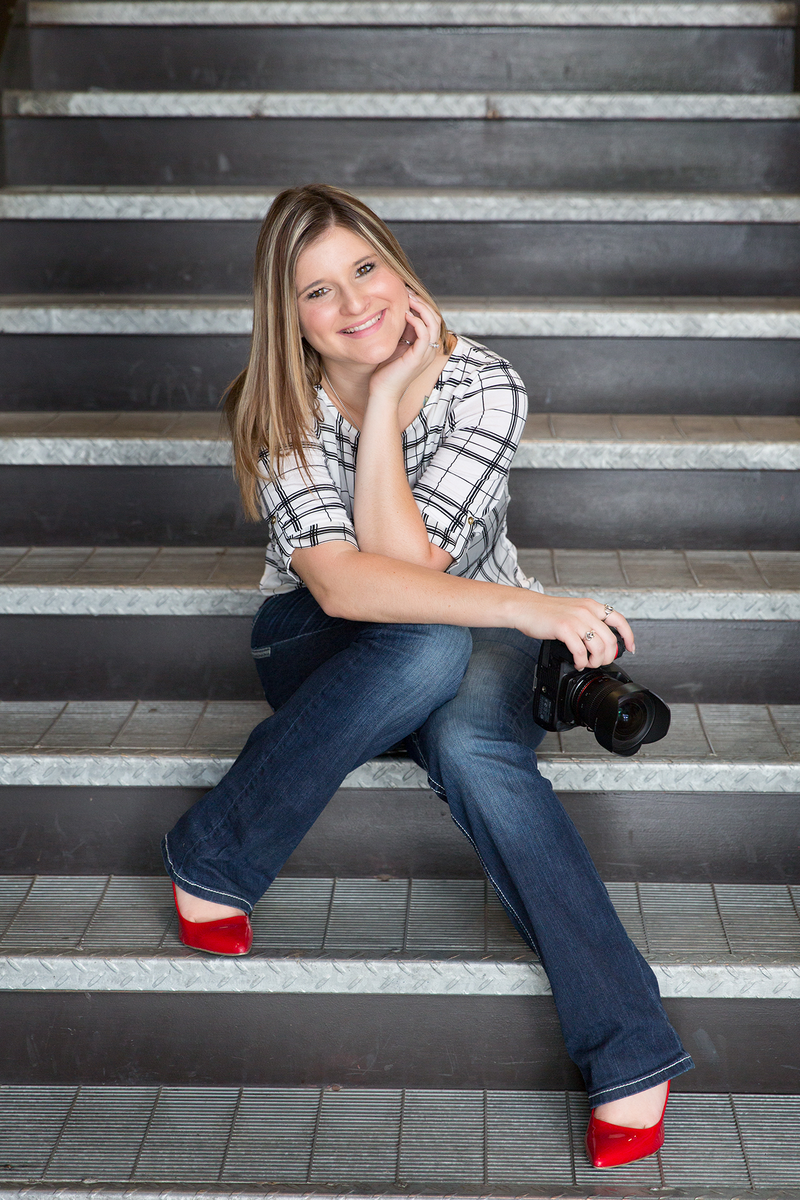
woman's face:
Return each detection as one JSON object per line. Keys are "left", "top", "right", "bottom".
{"left": 295, "top": 224, "right": 411, "bottom": 367}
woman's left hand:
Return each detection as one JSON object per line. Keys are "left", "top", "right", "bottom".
{"left": 368, "top": 289, "right": 443, "bottom": 403}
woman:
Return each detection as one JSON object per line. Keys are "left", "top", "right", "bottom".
{"left": 162, "top": 184, "right": 693, "bottom": 1169}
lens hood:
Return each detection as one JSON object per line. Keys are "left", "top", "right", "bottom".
{"left": 570, "top": 668, "right": 671, "bottom": 757}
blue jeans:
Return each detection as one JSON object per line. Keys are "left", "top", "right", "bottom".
{"left": 163, "top": 587, "right": 693, "bottom": 1105}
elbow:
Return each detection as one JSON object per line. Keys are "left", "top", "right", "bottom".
{"left": 308, "top": 576, "right": 353, "bottom": 621}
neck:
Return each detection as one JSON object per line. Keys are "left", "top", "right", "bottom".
{"left": 321, "top": 358, "right": 373, "bottom": 417}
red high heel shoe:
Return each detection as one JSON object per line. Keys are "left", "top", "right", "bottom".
{"left": 172, "top": 883, "right": 253, "bottom": 956}
{"left": 585, "top": 1081, "right": 670, "bottom": 1169}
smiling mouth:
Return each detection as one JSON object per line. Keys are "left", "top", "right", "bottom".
{"left": 340, "top": 310, "right": 385, "bottom": 336}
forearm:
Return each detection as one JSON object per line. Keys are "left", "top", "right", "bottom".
{"left": 353, "top": 396, "right": 443, "bottom": 568}
{"left": 291, "top": 543, "right": 636, "bottom": 670}
{"left": 299, "top": 544, "right": 520, "bottom": 627}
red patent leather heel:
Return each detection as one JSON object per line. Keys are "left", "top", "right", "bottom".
{"left": 585, "top": 1081, "right": 670, "bottom": 1169}
{"left": 172, "top": 883, "right": 253, "bottom": 956}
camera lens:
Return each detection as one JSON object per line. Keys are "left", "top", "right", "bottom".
{"left": 568, "top": 673, "right": 668, "bottom": 757}
{"left": 613, "top": 696, "right": 652, "bottom": 746}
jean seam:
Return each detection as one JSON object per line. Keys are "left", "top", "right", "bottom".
{"left": 252, "top": 619, "right": 351, "bottom": 656}
{"left": 412, "top": 735, "right": 542, "bottom": 957}
{"left": 587, "top": 1054, "right": 694, "bottom": 1102}
{"left": 163, "top": 835, "right": 252, "bottom": 912}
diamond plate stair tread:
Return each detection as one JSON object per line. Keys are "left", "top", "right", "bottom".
{"left": 0, "top": 1085, "right": 798, "bottom": 1195}
{"left": 1, "top": 411, "right": 798, "bottom": 469}
{"left": 0, "top": 701, "right": 798, "bottom": 792}
{"left": 5, "top": 91, "right": 800, "bottom": 120}
{"left": 0, "top": 546, "right": 797, "bottom": 619}
{"left": 25, "top": 0, "right": 800, "bottom": 27}
{"left": 5, "top": 187, "right": 800, "bottom": 222}
{"left": 0, "top": 877, "right": 800, "bottom": 998}
{"left": 2, "top": 297, "right": 799, "bottom": 338}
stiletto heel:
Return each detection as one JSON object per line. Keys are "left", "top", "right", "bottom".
{"left": 585, "top": 1081, "right": 670, "bottom": 1169}
{"left": 172, "top": 883, "right": 253, "bottom": 956}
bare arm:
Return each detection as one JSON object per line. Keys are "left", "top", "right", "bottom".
{"left": 354, "top": 391, "right": 452, "bottom": 571}
{"left": 291, "top": 541, "right": 634, "bottom": 671}
{"left": 351, "top": 292, "right": 452, "bottom": 572}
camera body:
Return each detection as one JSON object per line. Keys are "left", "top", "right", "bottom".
{"left": 532, "top": 631, "right": 670, "bottom": 757}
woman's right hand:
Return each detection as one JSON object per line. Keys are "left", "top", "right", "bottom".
{"left": 511, "top": 591, "right": 635, "bottom": 671}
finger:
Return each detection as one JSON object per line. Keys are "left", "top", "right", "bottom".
{"left": 562, "top": 630, "right": 590, "bottom": 671}
{"left": 583, "top": 629, "right": 609, "bottom": 669}
{"left": 406, "top": 292, "right": 441, "bottom": 341}
{"left": 404, "top": 309, "right": 438, "bottom": 355}
{"left": 602, "top": 610, "right": 635, "bottom": 655}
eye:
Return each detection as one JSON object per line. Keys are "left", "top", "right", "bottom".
{"left": 305, "top": 286, "right": 329, "bottom": 301}
{"left": 355, "top": 261, "right": 376, "bottom": 277}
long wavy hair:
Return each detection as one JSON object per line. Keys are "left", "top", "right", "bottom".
{"left": 224, "top": 183, "right": 452, "bottom": 520}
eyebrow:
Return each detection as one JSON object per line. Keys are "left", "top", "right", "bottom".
{"left": 297, "top": 254, "right": 375, "bottom": 297}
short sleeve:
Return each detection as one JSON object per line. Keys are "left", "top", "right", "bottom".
{"left": 412, "top": 359, "right": 527, "bottom": 562}
{"left": 257, "top": 439, "right": 358, "bottom": 583}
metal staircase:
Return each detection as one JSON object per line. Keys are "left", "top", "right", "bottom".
{"left": 0, "top": 0, "right": 799, "bottom": 1193}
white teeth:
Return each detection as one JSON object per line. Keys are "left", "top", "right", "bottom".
{"left": 343, "top": 312, "right": 382, "bottom": 334}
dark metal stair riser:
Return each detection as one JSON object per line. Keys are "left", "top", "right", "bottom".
{"left": 1, "top": 467, "right": 797, "bottom": 549}
{"left": 0, "top": 993, "right": 796, "bottom": 1093}
{"left": 3, "top": 335, "right": 798, "bottom": 416}
{"left": 12, "top": 27, "right": 795, "bottom": 93}
{"left": 1, "top": 787, "right": 798, "bottom": 883}
{"left": 0, "top": 617, "right": 796, "bottom": 703}
{"left": 4, "top": 220, "right": 800, "bottom": 296}
{"left": 5, "top": 119, "right": 800, "bottom": 190}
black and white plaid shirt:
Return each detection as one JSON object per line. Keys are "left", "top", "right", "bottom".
{"left": 257, "top": 336, "right": 541, "bottom": 596}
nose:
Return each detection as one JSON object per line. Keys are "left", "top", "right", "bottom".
{"left": 338, "top": 284, "right": 369, "bottom": 317}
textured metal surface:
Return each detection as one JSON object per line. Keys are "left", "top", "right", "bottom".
{"left": 2, "top": 751, "right": 798, "bottom": 791}
{"left": 4, "top": 187, "right": 800, "bottom": 222}
{"left": 1, "top": 547, "right": 797, "bottom": 618}
{"left": 0, "top": 876, "right": 799, "bottom": 996}
{"left": 25, "top": 0, "right": 800, "bottom": 26}
{"left": 0, "top": 584, "right": 796, "bottom": 619}
{"left": 6, "top": 90, "right": 800, "bottom": 120}
{"left": 1, "top": 412, "right": 799, "bottom": 467}
{"left": 0, "top": 701, "right": 798, "bottom": 790}
{"left": 3, "top": 298, "right": 799, "bottom": 338}
{"left": 0, "top": 1084, "right": 798, "bottom": 1192}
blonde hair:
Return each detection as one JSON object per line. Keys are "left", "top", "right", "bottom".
{"left": 224, "top": 183, "right": 453, "bottom": 520}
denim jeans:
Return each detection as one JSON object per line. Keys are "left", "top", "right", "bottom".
{"left": 163, "top": 586, "right": 693, "bottom": 1105}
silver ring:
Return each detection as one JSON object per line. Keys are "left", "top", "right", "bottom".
{"left": 603, "top": 603, "right": 614, "bottom": 618}
{"left": 584, "top": 629, "right": 596, "bottom": 641}
{"left": 429, "top": 341, "right": 440, "bottom": 348}
{"left": 400, "top": 338, "right": 413, "bottom": 345}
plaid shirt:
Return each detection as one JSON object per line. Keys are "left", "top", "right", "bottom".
{"left": 257, "top": 336, "right": 541, "bottom": 596}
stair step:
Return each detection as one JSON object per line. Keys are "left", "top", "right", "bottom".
{"left": 0, "top": 546, "right": 797, "bottom": 618}
{"left": 5, "top": 186, "right": 800, "bottom": 222}
{"left": 26, "top": 0, "right": 800, "bottom": 27}
{"left": 0, "top": 701, "right": 797, "bottom": 791}
{"left": 0, "top": 1084, "right": 795, "bottom": 1195}
{"left": 4, "top": 297, "right": 798, "bottom": 338}
{"left": 5, "top": 90, "right": 800, "bottom": 119}
{"left": 1, "top": 876, "right": 799, "bottom": 990}
{"left": 1, "top": 410, "right": 797, "bottom": 469}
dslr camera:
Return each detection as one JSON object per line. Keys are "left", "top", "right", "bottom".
{"left": 532, "top": 630, "right": 670, "bottom": 757}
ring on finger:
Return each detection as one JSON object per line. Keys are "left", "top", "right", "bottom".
{"left": 602, "top": 603, "right": 614, "bottom": 619}
{"left": 584, "top": 629, "right": 596, "bottom": 641}
{"left": 429, "top": 341, "right": 440, "bottom": 348}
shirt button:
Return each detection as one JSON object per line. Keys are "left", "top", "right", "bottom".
{"left": 467, "top": 517, "right": 474, "bottom": 525}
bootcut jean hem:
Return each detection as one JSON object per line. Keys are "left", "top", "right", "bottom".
{"left": 587, "top": 1052, "right": 695, "bottom": 1106}
{"left": 162, "top": 834, "right": 253, "bottom": 914}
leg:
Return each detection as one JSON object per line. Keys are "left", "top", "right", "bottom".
{"left": 411, "top": 626, "right": 693, "bottom": 1108}
{"left": 164, "top": 590, "right": 473, "bottom": 913}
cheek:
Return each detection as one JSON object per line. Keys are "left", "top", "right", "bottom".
{"left": 298, "top": 305, "right": 331, "bottom": 350}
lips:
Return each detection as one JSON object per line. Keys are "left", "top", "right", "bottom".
{"left": 340, "top": 309, "right": 386, "bottom": 337}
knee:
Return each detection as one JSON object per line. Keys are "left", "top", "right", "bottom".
{"left": 371, "top": 623, "right": 472, "bottom": 708}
